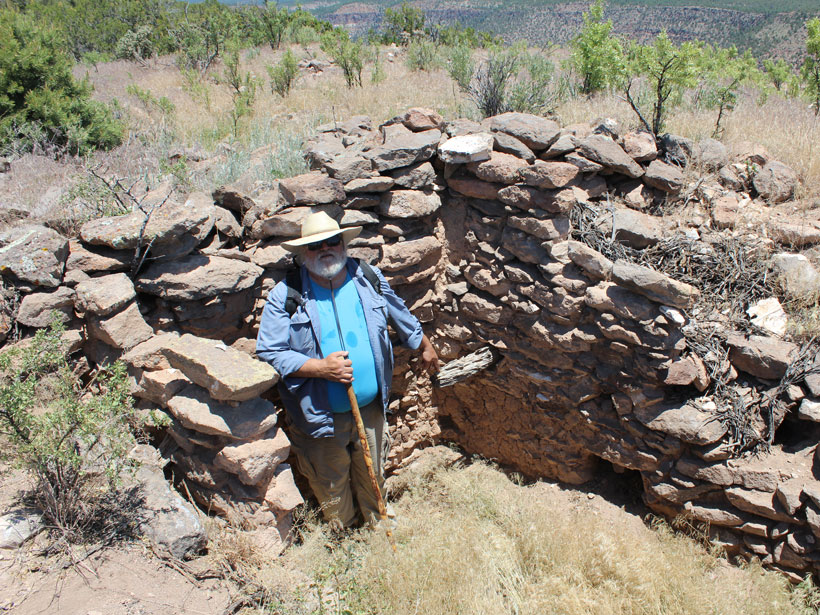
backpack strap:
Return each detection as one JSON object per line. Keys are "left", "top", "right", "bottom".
{"left": 357, "top": 259, "right": 383, "bottom": 296}
{"left": 284, "top": 266, "right": 303, "bottom": 317}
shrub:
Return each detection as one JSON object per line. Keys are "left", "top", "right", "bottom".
{"left": 802, "top": 17, "right": 820, "bottom": 115}
{"left": 570, "top": 0, "right": 624, "bottom": 95}
{"left": 267, "top": 49, "right": 299, "bottom": 97}
{"left": 0, "top": 12, "right": 123, "bottom": 156}
{"left": 406, "top": 39, "right": 439, "bottom": 72}
{"left": 320, "top": 30, "right": 364, "bottom": 88}
{"left": 383, "top": 2, "right": 425, "bottom": 46}
{"left": 115, "top": 25, "right": 154, "bottom": 62}
{"left": 447, "top": 45, "right": 475, "bottom": 91}
{"left": 0, "top": 320, "right": 140, "bottom": 541}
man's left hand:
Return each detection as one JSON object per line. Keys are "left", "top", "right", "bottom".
{"left": 419, "top": 335, "right": 440, "bottom": 373}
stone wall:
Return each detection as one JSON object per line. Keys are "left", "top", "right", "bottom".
{"left": 5, "top": 107, "right": 820, "bottom": 578}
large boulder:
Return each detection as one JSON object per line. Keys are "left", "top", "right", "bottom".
{"left": 16, "top": 287, "right": 75, "bottom": 327}
{"left": 380, "top": 236, "right": 441, "bottom": 272}
{"left": 250, "top": 204, "right": 343, "bottom": 240}
{"left": 74, "top": 272, "right": 136, "bottom": 316}
{"left": 467, "top": 151, "right": 528, "bottom": 184}
{"left": 164, "top": 334, "right": 279, "bottom": 402}
{"left": 166, "top": 384, "right": 278, "bottom": 439}
{"left": 79, "top": 199, "right": 214, "bottom": 259}
{"left": 0, "top": 224, "right": 68, "bottom": 288}
{"left": 486, "top": 112, "right": 560, "bottom": 151}
{"left": 610, "top": 261, "right": 700, "bottom": 308}
{"left": 214, "top": 429, "right": 291, "bottom": 486}
{"left": 366, "top": 126, "right": 441, "bottom": 171}
{"left": 726, "top": 334, "right": 797, "bottom": 380}
{"left": 86, "top": 301, "right": 154, "bottom": 350}
{"left": 279, "top": 172, "right": 345, "bottom": 205}
{"left": 136, "top": 255, "right": 262, "bottom": 301}
{"left": 577, "top": 135, "right": 643, "bottom": 178}
{"left": 379, "top": 190, "right": 442, "bottom": 218}
{"left": 643, "top": 160, "right": 684, "bottom": 193}
{"left": 753, "top": 160, "right": 798, "bottom": 204}
{"left": 437, "top": 133, "right": 494, "bottom": 164}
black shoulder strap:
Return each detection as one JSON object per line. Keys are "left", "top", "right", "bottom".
{"left": 357, "top": 259, "right": 383, "bottom": 296}
{"left": 284, "top": 267, "right": 303, "bottom": 317}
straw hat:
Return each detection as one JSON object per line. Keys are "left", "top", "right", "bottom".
{"left": 281, "top": 211, "right": 361, "bottom": 252}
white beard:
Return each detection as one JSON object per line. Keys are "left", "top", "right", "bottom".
{"left": 304, "top": 249, "right": 347, "bottom": 280}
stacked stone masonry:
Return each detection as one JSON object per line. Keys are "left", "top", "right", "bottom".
{"left": 4, "top": 107, "right": 820, "bottom": 579}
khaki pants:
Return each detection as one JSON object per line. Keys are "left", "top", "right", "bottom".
{"left": 288, "top": 400, "right": 389, "bottom": 527}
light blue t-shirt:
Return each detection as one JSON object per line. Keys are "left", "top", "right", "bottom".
{"left": 309, "top": 273, "right": 379, "bottom": 412}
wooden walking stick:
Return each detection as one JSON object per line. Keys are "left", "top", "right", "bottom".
{"left": 328, "top": 281, "right": 397, "bottom": 552}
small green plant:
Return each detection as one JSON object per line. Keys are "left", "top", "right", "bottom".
{"left": 370, "top": 48, "right": 386, "bottom": 84}
{"left": 406, "top": 39, "right": 439, "bottom": 72}
{"left": 115, "top": 25, "right": 153, "bottom": 63}
{"left": 0, "top": 320, "right": 140, "bottom": 542}
{"left": 320, "top": 30, "right": 363, "bottom": 88}
{"left": 220, "top": 49, "right": 259, "bottom": 137}
{"left": 763, "top": 58, "right": 794, "bottom": 92}
{"left": 569, "top": 0, "right": 624, "bottom": 95}
{"left": 802, "top": 17, "right": 820, "bottom": 115}
{"left": 383, "top": 1, "right": 425, "bottom": 46}
{"left": 180, "top": 68, "right": 212, "bottom": 110}
{"left": 447, "top": 44, "right": 475, "bottom": 91}
{"left": 267, "top": 49, "right": 299, "bottom": 97}
{"left": 698, "top": 46, "right": 759, "bottom": 138}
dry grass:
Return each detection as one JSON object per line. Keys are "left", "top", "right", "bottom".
{"left": 250, "top": 457, "right": 817, "bottom": 615}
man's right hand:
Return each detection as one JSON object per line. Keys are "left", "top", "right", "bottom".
{"left": 321, "top": 351, "right": 354, "bottom": 383}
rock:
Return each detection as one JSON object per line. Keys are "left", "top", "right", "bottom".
{"left": 577, "top": 135, "right": 643, "bottom": 178}
{"left": 0, "top": 508, "right": 43, "bottom": 548}
{"left": 664, "top": 355, "right": 709, "bottom": 391}
{"left": 467, "top": 151, "right": 528, "bottom": 184}
{"left": 74, "top": 272, "right": 136, "bottom": 316}
{"left": 447, "top": 177, "right": 500, "bottom": 200}
{"left": 610, "top": 261, "right": 700, "bottom": 308}
{"left": 380, "top": 236, "right": 441, "bottom": 272}
{"left": 164, "top": 334, "right": 278, "bottom": 401}
{"left": 501, "top": 227, "right": 548, "bottom": 264}
{"left": 344, "top": 176, "right": 395, "bottom": 192}
{"left": 464, "top": 265, "right": 512, "bottom": 297}
{"left": 797, "top": 399, "right": 820, "bottom": 422}
{"left": 136, "top": 255, "right": 262, "bottom": 301}
{"left": 622, "top": 131, "right": 657, "bottom": 162}
{"left": 540, "top": 134, "right": 578, "bottom": 159}
{"left": 566, "top": 241, "right": 614, "bottom": 279}
{"left": 305, "top": 133, "right": 345, "bottom": 167}
{"left": 325, "top": 154, "right": 372, "bottom": 184}
{"left": 735, "top": 142, "right": 770, "bottom": 167}
{"left": 215, "top": 429, "right": 291, "bottom": 486}
{"left": 565, "top": 152, "right": 603, "bottom": 173}
{"left": 400, "top": 107, "right": 444, "bottom": 131}
{"left": 584, "top": 281, "right": 657, "bottom": 322}
{"left": 0, "top": 224, "right": 68, "bottom": 287}
{"left": 136, "top": 368, "right": 190, "bottom": 406}
{"left": 725, "top": 334, "right": 797, "bottom": 380}
{"left": 379, "top": 190, "right": 442, "bottom": 218}
{"left": 212, "top": 206, "right": 242, "bottom": 241}
{"left": 250, "top": 204, "right": 343, "bottom": 240}
{"left": 725, "top": 487, "right": 794, "bottom": 523}
{"left": 121, "top": 333, "right": 179, "bottom": 370}
{"left": 388, "top": 161, "right": 436, "bottom": 189}
{"left": 635, "top": 402, "right": 726, "bottom": 445}
{"left": 65, "top": 239, "right": 130, "bottom": 273}
{"left": 711, "top": 194, "right": 740, "bottom": 229}
{"left": 16, "top": 286, "right": 75, "bottom": 327}
{"left": 166, "top": 384, "right": 278, "bottom": 439}
{"left": 696, "top": 138, "right": 728, "bottom": 171}
{"left": 683, "top": 501, "right": 744, "bottom": 526}
{"left": 753, "top": 161, "right": 797, "bottom": 204}
{"left": 507, "top": 215, "right": 570, "bottom": 241}
{"left": 718, "top": 165, "right": 747, "bottom": 191}
{"left": 264, "top": 464, "right": 304, "bottom": 517}
{"left": 135, "top": 464, "right": 207, "bottom": 559}
{"left": 493, "top": 132, "right": 536, "bottom": 162}
{"left": 79, "top": 200, "right": 213, "bottom": 259}
{"left": 86, "top": 301, "right": 154, "bottom": 350}
{"left": 643, "top": 160, "right": 684, "bottom": 193}
{"left": 279, "top": 172, "right": 345, "bottom": 205}
{"left": 658, "top": 133, "right": 694, "bottom": 166}
{"left": 747, "top": 297, "right": 788, "bottom": 337}
{"left": 367, "top": 127, "right": 441, "bottom": 171}
{"left": 444, "top": 118, "right": 482, "bottom": 136}
{"left": 438, "top": 133, "right": 494, "bottom": 164}
{"left": 251, "top": 242, "right": 291, "bottom": 269}
{"left": 496, "top": 185, "right": 574, "bottom": 214}
{"left": 519, "top": 161, "right": 579, "bottom": 189}
{"left": 610, "top": 208, "right": 663, "bottom": 248}
{"left": 487, "top": 112, "right": 560, "bottom": 150}
{"left": 212, "top": 185, "right": 255, "bottom": 215}
{"left": 459, "top": 292, "right": 511, "bottom": 325}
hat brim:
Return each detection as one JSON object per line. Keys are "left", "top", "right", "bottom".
{"left": 281, "top": 226, "right": 361, "bottom": 252}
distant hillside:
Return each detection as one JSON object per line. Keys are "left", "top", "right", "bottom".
{"left": 265, "top": 0, "right": 818, "bottom": 63}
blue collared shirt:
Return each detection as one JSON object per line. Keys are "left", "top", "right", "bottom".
{"left": 256, "top": 258, "right": 424, "bottom": 438}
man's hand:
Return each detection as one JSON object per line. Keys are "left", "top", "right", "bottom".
{"left": 419, "top": 335, "right": 440, "bottom": 373}
{"left": 322, "top": 350, "right": 354, "bottom": 383}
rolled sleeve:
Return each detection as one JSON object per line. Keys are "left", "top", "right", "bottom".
{"left": 372, "top": 265, "right": 424, "bottom": 350}
{"left": 255, "top": 283, "right": 313, "bottom": 380}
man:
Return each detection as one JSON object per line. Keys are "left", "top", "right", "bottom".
{"left": 256, "top": 211, "right": 439, "bottom": 529}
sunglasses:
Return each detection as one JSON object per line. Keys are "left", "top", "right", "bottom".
{"left": 305, "top": 235, "right": 342, "bottom": 251}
